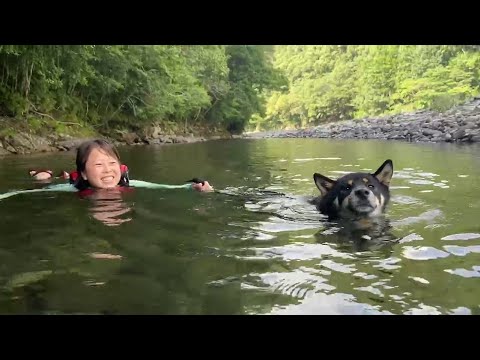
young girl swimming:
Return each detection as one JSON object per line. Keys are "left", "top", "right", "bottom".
{"left": 71, "top": 139, "right": 213, "bottom": 193}
{"left": 0, "top": 139, "right": 214, "bottom": 201}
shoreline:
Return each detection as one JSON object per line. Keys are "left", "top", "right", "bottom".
{"left": 2, "top": 97, "right": 480, "bottom": 157}
{"left": 0, "top": 124, "right": 238, "bottom": 157}
{"left": 244, "top": 97, "right": 480, "bottom": 144}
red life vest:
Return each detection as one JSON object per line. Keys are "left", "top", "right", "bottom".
{"left": 77, "top": 185, "right": 134, "bottom": 198}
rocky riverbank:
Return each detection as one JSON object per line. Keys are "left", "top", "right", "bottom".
{"left": 245, "top": 97, "right": 480, "bottom": 143}
{"left": 0, "top": 121, "right": 233, "bottom": 156}
{"left": 2, "top": 97, "right": 480, "bottom": 156}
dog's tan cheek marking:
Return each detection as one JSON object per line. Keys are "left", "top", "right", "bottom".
{"left": 380, "top": 194, "right": 385, "bottom": 207}
{"left": 363, "top": 178, "right": 368, "bottom": 183}
{"left": 348, "top": 180, "right": 353, "bottom": 186}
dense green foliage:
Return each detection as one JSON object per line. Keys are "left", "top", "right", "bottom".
{"left": 2, "top": 45, "right": 479, "bottom": 135}
{"left": 0, "top": 45, "right": 286, "bottom": 134}
{"left": 253, "top": 45, "right": 480, "bottom": 130}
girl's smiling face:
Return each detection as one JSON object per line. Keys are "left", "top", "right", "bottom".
{"left": 81, "top": 147, "right": 121, "bottom": 189}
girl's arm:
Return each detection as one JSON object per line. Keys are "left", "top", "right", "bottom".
{"left": 0, "top": 183, "right": 77, "bottom": 201}
{"left": 0, "top": 179, "right": 213, "bottom": 202}
{"left": 129, "top": 179, "right": 214, "bottom": 192}
{"left": 128, "top": 180, "right": 194, "bottom": 190}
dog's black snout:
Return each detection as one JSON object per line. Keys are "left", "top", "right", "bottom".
{"left": 355, "top": 189, "right": 370, "bottom": 198}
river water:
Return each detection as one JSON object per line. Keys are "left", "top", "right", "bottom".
{"left": 0, "top": 138, "right": 479, "bottom": 314}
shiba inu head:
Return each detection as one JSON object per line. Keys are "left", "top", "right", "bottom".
{"left": 312, "top": 160, "right": 393, "bottom": 220}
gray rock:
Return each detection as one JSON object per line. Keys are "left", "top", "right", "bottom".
{"left": 0, "top": 145, "right": 10, "bottom": 155}
{"left": 56, "top": 138, "right": 96, "bottom": 150}
{"left": 253, "top": 97, "right": 480, "bottom": 144}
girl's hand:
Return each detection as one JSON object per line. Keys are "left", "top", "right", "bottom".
{"left": 191, "top": 180, "right": 214, "bottom": 192}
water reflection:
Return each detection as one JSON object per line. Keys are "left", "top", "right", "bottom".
{"left": 83, "top": 189, "right": 133, "bottom": 227}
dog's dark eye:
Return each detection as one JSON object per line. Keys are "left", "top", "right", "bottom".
{"left": 345, "top": 186, "right": 351, "bottom": 191}
{"left": 368, "top": 184, "right": 374, "bottom": 189}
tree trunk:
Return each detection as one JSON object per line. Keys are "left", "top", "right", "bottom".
{"left": 25, "top": 61, "right": 34, "bottom": 99}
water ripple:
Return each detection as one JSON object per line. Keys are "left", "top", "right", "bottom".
{"left": 448, "top": 307, "right": 472, "bottom": 315}
{"left": 399, "top": 233, "right": 424, "bottom": 244}
{"left": 250, "top": 243, "right": 354, "bottom": 261}
{"left": 392, "top": 195, "right": 423, "bottom": 205}
{"left": 409, "top": 276, "right": 430, "bottom": 284}
{"left": 392, "top": 209, "right": 444, "bottom": 227}
{"left": 354, "top": 286, "right": 384, "bottom": 297}
{"left": 402, "top": 246, "right": 450, "bottom": 260}
{"left": 404, "top": 304, "right": 442, "bottom": 315}
{"left": 254, "top": 268, "right": 335, "bottom": 299}
{"left": 443, "top": 245, "right": 480, "bottom": 256}
{"left": 444, "top": 267, "right": 480, "bottom": 278}
{"left": 372, "top": 257, "right": 402, "bottom": 270}
{"left": 441, "top": 233, "right": 480, "bottom": 241}
{"left": 319, "top": 259, "right": 356, "bottom": 273}
{"left": 269, "top": 292, "right": 393, "bottom": 315}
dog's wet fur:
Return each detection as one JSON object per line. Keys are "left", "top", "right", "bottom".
{"left": 314, "top": 218, "right": 396, "bottom": 253}
{"left": 310, "top": 159, "right": 393, "bottom": 221}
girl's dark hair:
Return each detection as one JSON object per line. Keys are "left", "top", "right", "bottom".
{"left": 74, "top": 139, "right": 129, "bottom": 190}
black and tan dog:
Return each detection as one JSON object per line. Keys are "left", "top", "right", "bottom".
{"left": 310, "top": 159, "right": 393, "bottom": 221}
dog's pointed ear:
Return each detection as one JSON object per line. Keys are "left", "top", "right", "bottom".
{"left": 313, "top": 173, "right": 336, "bottom": 196}
{"left": 373, "top": 159, "right": 393, "bottom": 187}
